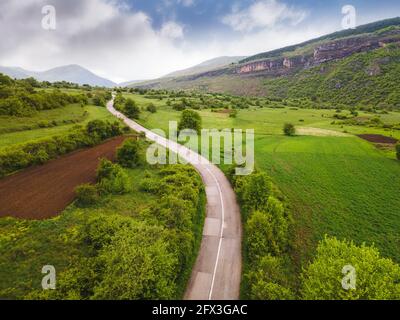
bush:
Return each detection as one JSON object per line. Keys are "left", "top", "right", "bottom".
{"left": 178, "top": 110, "right": 202, "bottom": 134}
{"left": 139, "top": 178, "right": 160, "bottom": 194}
{"left": 96, "top": 159, "right": 130, "bottom": 194}
{"left": 246, "top": 197, "right": 288, "bottom": 259}
{"left": 125, "top": 99, "right": 140, "bottom": 119}
{"left": 93, "top": 96, "right": 106, "bottom": 107}
{"left": 283, "top": 123, "right": 296, "bottom": 136}
{"left": 0, "top": 120, "right": 121, "bottom": 177}
{"left": 75, "top": 184, "right": 99, "bottom": 207}
{"left": 146, "top": 103, "right": 157, "bottom": 113}
{"left": 247, "top": 255, "right": 294, "bottom": 300}
{"left": 116, "top": 139, "right": 140, "bottom": 168}
{"left": 396, "top": 143, "right": 400, "bottom": 160}
{"left": 92, "top": 222, "right": 177, "bottom": 300}
{"left": 235, "top": 172, "right": 273, "bottom": 211}
{"left": 301, "top": 236, "right": 400, "bottom": 300}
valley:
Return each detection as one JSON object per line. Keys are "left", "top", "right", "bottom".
{"left": 1, "top": 14, "right": 400, "bottom": 301}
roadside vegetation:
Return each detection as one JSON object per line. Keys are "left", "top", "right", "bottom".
{"left": 229, "top": 169, "right": 400, "bottom": 300}
{"left": 0, "top": 119, "right": 124, "bottom": 178}
{"left": 0, "top": 140, "right": 205, "bottom": 300}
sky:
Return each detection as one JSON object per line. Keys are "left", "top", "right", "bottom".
{"left": 0, "top": 0, "right": 399, "bottom": 83}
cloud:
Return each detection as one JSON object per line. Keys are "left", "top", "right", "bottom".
{"left": 222, "top": 0, "right": 308, "bottom": 32}
{"left": 0, "top": 0, "right": 199, "bottom": 82}
{"left": 0, "top": 0, "right": 335, "bottom": 82}
{"left": 160, "top": 21, "right": 184, "bottom": 39}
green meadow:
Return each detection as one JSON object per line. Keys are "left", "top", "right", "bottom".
{"left": 122, "top": 92, "right": 400, "bottom": 266}
{"left": 0, "top": 104, "right": 115, "bottom": 150}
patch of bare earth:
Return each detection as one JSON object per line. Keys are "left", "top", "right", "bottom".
{"left": 0, "top": 136, "right": 126, "bottom": 220}
{"left": 357, "top": 134, "right": 398, "bottom": 144}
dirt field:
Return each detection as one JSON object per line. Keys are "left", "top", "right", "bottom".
{"left": 0, "top": 136, "right": 126, "bottom": 220}
{"left": 357, "top": 134, "right": 398, "bottom": 144}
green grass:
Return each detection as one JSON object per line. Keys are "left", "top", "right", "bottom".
{"left": 123, "top": 92, "right": 400, "bottom": 141}
{"left": 254, "top": 135, "right": 400, "bottom": 265}
{"left": 122, "top": 92, "right": 400, "bottom": 266}
{"left": 0, "top": 104, "right": 115, "bottom": 150}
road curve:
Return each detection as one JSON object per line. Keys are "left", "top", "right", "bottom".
{"left": 107, "top": 98, "right": 242, "bottom": 300}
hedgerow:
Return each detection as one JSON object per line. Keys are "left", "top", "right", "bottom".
{"left": 230, "top": 171, "right": 294, "bottom": 300}
{"left": 0, "top": 120, "right": 123, "bottom": 177}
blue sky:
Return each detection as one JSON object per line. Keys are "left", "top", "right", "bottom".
{"left": 128, "top": 0, "right": 400, "bottom": 38}
{"left": 0, "top": 0, "right": 399, "bottom": 82}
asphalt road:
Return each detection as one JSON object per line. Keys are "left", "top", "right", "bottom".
{"left": 107, "top": 98, "right": 242, "bottom": 300}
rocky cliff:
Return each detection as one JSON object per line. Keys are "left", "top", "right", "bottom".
{"left": 236, "top": 33, "right": 400, "bottom": 76}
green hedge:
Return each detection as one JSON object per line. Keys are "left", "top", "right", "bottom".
{"left": 230, "top": 171, "right": 294, "bottom": 300}
{"left": 0, "top": 120, "right": 123, "bottom": 177}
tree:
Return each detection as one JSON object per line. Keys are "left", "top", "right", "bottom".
{"left": 178, "top": 110, "right": 202, "bottom": 134}
{"left": 238, "top": 172, "right": 273, "bottom": 211}
{"left": 125, "top": 98, "right": 140, "bottom": 119}
{"left": 146, "top": 103, "right": 157, "bottom": 113}
{"left": 246, "top": 196, "right": 288, "bottom": 259}
{"left": 96, "top": 159, "right": 130, "bottom": 194}
{"left": 116, "top": 139, "right": 141, "bottom": 168}
{"left": 75, "top": 184, "right": 99, "bottom": 207}
{"left": 92, "top": 222, "right": 178, "bottom": 300}
{"left": 93, "top": 95, "right": 106, "bottom": 107}
{"left": 86, "top": 120, "right": 108, "bottom": 139}
{"left": 283, "top": 123, "right": 296, "bottom": 136}
{"left": 396, "top": 143, "right": 400, "bottom": 160}
{"left": 246, "top": 255, "right": 294, "bottom": 300}
{"left": 301, "top": 236, "right": 400, "bottom": 300}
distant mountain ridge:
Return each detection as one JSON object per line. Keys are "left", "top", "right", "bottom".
{"left": 163, "top": 56, "right": 246, "bottom": 78}
{"left": 0, "top": 64, "right": 116, "bottom": 87}
{"left": 128, "top": 17, "right": 400, "bottom": 99}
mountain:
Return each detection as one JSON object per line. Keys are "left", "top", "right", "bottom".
{"left": 129, "top": 17, "right": 400, "bottom": 108}
{"left": 0, "top": 64, "right": 116, "bottom": 87}
{"left": 163, "top": 56, "right": 246, "bottom": 78}
{"left": 120, "top": 56, "right": 246, "bottom": 88}
{"left": 0, "top": 66, "right": 32, "bottom": 80}
{"left": 118, "top": 79, "right": 148, "bottom": 87}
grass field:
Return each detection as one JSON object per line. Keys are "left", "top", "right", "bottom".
{"left": 122, "top": 92, "right": 400, "bottom": 267}
{"left": 0, "top": 104, "right": 115, "bottom": 150}
{"left": 123, "top": 93, "right": 400, "bottom": 139}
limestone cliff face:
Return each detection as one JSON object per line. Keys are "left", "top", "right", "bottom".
{"left": 236, "top": 33, "right": 400, "bottom": 75}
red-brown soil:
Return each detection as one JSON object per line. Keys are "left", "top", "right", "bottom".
{"left": 0, "top": 136, "right": 126, "bottom": 220}
{"left": 357, "top": 134, "right": 398, "bottom": 144}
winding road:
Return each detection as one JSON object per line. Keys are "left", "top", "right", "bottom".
{"left": 107, "top": 98, "right": 242, "bottom": 300}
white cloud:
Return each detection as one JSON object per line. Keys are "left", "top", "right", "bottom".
{"left": 160, "top": 21, "right": 184, "bottom": 39}
{"left": 0, "top": 0, "right": 199, "bottom": 82}
{"left": 0, "top": 0, "right": 336, "bottom": 83}
{"left": 222, "top": 0, "right": 308, "bottom": 32}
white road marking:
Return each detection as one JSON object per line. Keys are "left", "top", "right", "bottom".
{"left": 107, "top": 99, "right": 227, "bottom": 300}
{"left": 204, "top": 166, "right": 225, "bottom": 300}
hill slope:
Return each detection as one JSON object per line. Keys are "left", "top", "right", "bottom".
{"left": 163, "top": 56, "right": 246, "bottom": 78}
{"left": 0, "top": 65, "right": 116, "bottom": 87}
{"left": 130, "top": 18, "right": 400, "bottom": 109}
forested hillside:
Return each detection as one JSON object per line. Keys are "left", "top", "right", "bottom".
{"left": 264, "top": 44, "right": 400, "bottom": 110}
